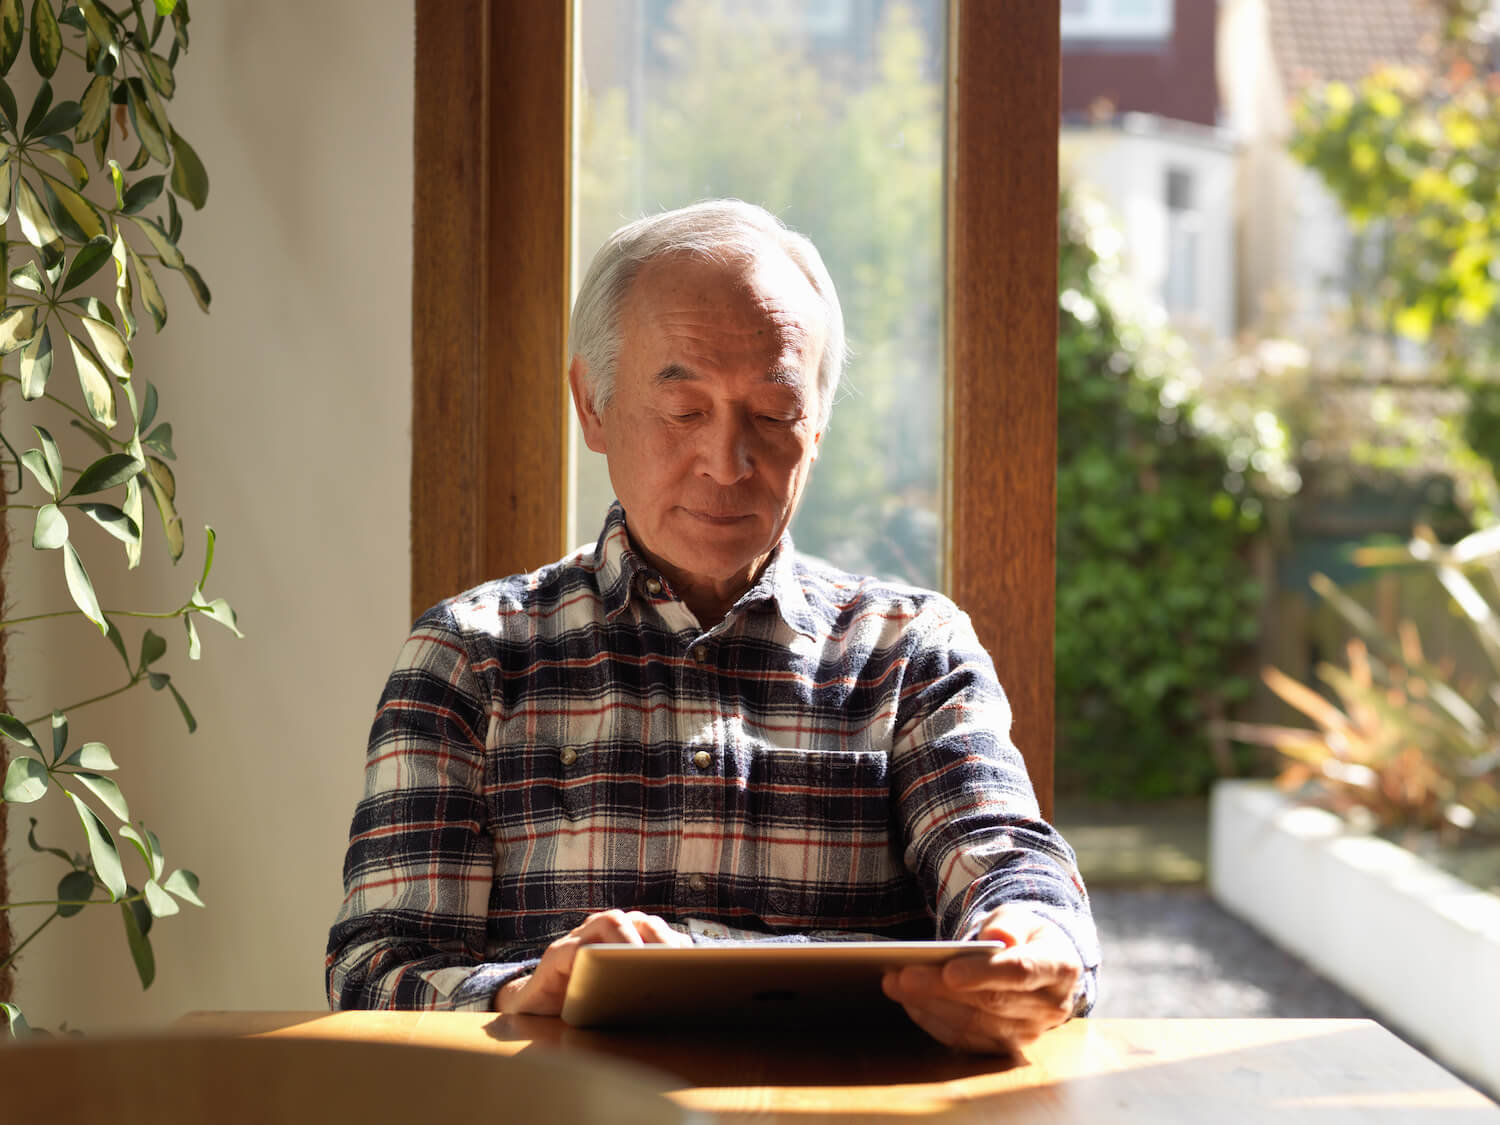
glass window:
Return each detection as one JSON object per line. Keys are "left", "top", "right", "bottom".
{"left": 571, "top": 0, "right": 947, "bottom": 588}
{"left": 1061, "top": 0, "right": 1173, "bottom": 41}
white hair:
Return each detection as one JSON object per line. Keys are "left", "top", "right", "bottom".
{"left": 568, "top": 199, "right": 846, "bottom": 427}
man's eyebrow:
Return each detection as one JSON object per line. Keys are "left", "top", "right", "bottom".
{"left": 652, "top": 364, "right": 807, "bottom": 392}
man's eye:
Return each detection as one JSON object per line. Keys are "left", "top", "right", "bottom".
{"left": 758, "top": 414, "right": 798, "bottom": 425}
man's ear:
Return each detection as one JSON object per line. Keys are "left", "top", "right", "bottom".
{"left": 569, "top": 356, "right": 608, "bottom": 454}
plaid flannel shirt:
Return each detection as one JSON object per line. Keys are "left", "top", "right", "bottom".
{"left": 327, "top": 504, "right": 1099, "bottom": 1012}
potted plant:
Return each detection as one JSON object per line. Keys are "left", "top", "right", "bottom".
{"left": 1212, "top": 523, "right": 1500, "bottom": 1092}
{"left": 0, "top": 0, "right": 238, "bottom": 1034}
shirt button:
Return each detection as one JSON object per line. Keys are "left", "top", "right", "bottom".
{"left": 689, "top": 873, "right": 708, "bottom": 892}
{"left": 692, "top": 750, "right": 712, "bottom": 770}
{"left": 691, "top": 644, "right": 708, "bottom": 663}
{"left": 559, "top": 747, "right": 577, "bottom": 767}
{"left": 645, "top": 577, "right": 663, "bottom": 596}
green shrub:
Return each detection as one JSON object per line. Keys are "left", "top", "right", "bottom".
{"left": 1055, "top": 194, "right": 1276, "bottom": 798}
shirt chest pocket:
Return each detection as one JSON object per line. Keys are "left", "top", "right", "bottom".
{"left": 725, "top": 746, "right": 893, "bottom": 851}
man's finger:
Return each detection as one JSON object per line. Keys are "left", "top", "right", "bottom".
{"left": 625, "top": 912, "right": 689, "bottom": 945}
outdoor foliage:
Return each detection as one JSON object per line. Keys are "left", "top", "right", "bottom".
{"left": 0, "top": 0, "right": 238, "bottom": 1036}
{"left": 1055, "top": 193, "right": 1291, "bottom": 798}
{"left": 575, "top": 0, "right": 945, "bottom": 585}
{"left": 1289, "top": 0, "right": 1500, "bottom": 502}
{"left": 1289, "top": 1, "right": 1500, "bottom": 356}
{"left": 1223, "top": 525, "right": 1500, "bottom": 836}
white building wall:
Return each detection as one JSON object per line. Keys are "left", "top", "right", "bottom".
{"left": 1062, "top": 119, "right": 1239, "bottom": 341}
{"left": 5, "top": 0, "right": 414, "bottom": 1029}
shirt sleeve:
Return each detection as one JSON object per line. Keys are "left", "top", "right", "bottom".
{"left": 889, "top": 606, "right": 1101, "bottom": 1015}
{"left": 325, "top": 607, "right": 529, "bottom": 1010}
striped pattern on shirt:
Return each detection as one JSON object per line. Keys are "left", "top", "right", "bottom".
{"left": 327, "top": 504, "right": 1098, "bottom": 1011}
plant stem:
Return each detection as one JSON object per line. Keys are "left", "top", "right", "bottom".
{"left": 0, "top": 606, "right": 185, "bottom": 629}
{"left": 0, "top": 893, "right": 144, "bottom": 912}
{"left": 0, "top": 911, "right": 58, "bottom": 978}
{"left": 27, "top": 677, "right": 141, "bottom": 726}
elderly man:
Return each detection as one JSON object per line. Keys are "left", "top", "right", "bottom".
{"left": 328, "top": 200, "right": 1099, "bottom": 1052}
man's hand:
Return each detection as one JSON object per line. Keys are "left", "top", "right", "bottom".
{"left": 494, "top": 909, "right": 692, "bottom": 1015}
{"left": 881, "top": 905, "right": 1084, "bottom": 1054}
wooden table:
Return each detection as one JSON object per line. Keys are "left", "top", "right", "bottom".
{"left": 155, "top": 1010, "right": 1499, "bottom": 1123}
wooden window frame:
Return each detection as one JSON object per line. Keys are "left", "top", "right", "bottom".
{"left": 411, "top": 0, "right": 1059, "bottom": 814}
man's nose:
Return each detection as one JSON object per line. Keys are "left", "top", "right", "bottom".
{"left": 698, "top": 414, "right": 754, "bottom": 484}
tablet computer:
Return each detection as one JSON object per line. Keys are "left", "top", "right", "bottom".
{"left": 560, "top": 941, "right": 1007, "bottom": 1029}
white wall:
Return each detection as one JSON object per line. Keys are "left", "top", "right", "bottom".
{"left": 4, "top": 0, "right": 414, "bottom": 1029}
{"left": 1061, "top": 120, "right": 1238, "bottom": 341}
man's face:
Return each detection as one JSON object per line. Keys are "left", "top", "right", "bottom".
{"left": 571, "top": 249, "right": 826, "bottom": 609}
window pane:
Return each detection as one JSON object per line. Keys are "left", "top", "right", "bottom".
{"left": 571, "top": 0, "right": 947, "bottom": 588}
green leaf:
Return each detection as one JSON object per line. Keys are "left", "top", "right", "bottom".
{"left": 166, "top": 188, "right": 180, "bottom": 240}
{"left": 8, "top": 258, "right": 42, "bottom": 291}
{"left": 78, "top": 501, "right": 140, "bottom": 544}
{"left": 142, "top": 422, "right": 173, "bottom": 458}
{"left": 75, "top": 771, "right": 128, "bottom": 820}
{"left": 32, "top": 501, "right": 68, "bottom": 548}
{"left": 50, "top": 709, "right": 66, "bottom": 759}
{"left": 0, "top": 304, "right": 38, "bottom": 353}
{"left": 0, "top": 155, "right": 12, "bottom": 223}
{"left": 76, "top": 0, "right": 117, "bottom": 63}
{"left": 123, "top": 473, "right": 143, "bottom": 568}
{"left": 107, "top": 157, "right": 125, "bottom": 208}
{"left": 168, "top": 127, "right": 206, "bottom": 209}
{"left": 35, "top": 422, "right": 61, "bottom": 485}
{"left": 66, "top": 331, "right": 117, "bottom": 427}
{"left": 15, "top": 176, "right": 63, "bottom": 267}
{"left": 31, "top": 99, "right": 81, "bottom": 138}
{"left": 120, "top": 173, "right": 162, "bottom": 214}
{"left": 76, "top": 72, "right": 110, "bottom": 141}
{"left": 21, "top": 447, "right": 56, "bottom": 496}
{"left": 126, "top": 213, "right": 182, "bottom": 268}
{"left": 62, "top": 540, "right": 107, "bottom": 631}
{"left": 155, "top": 0, "right": 178, "bottom": 16}
{"left": 196, "top": 597, "right": 241, "bottom": 637}
{"left": 69, "top": 789, "right": 125, "bottom": 898}
{"left": 21, "top": 78, "right": 49, "bottom": 136}
{"left": 144, "top": 453, "right": 181, "bottom": 559}
{"left": 56, "top": 869, "right": 94, "bottom": 917}
{"left": 198, "top": 523, "right": 216, "bottom": 587}
{"left": 68, "top": 451, "right": 141, "bottom": 497}
{"left": 118, "top": 824, "right": 157, "bottom": 877}
{"left": 80, "top": 313, "right": 132, "bottom": 379}
{"left": 63, "top": 237, "right": 112, "bottom": 292}
{"left": 143, "top": 48, "right": 173, "bottom": 95}
{"left": 66, "top": 740, "right": 116, "bottom": 771}
{"left": 0, "top": 76, "right": 15, "bottom": 129}
{"left": 0, "top": 0, "right": 21, "bottom": 77}
{"left": 2, "top": 1003, "right": 31, "bottom": 1038}
{"left": 166, "top": 679, "right": 194, "bottom": 732}
{"left": 38, "top": 144, "right": 88, "bottom": 188}
{"left": 123, "top": 78, "right": 167, "bottom": 163}
{"left": 0, "top": 713, "right": 39, "bottom": 750}
{"left": 181, "top": 261, "right": 209, "bottom": 311}
{"left": 104, "top": 615, "right": 130, "bottom": 668}
{"left": 143, "top": 877, "right": 177, "bottom": 917}
{"left": 28, "top": 0, "right": 59, "bottom": 75}
{"left": 139, "top": 627, "right": 165, "bottom": 667}
{"left": 162, "top": 867, "right": 201, "bottom": 906}
{"left": 119, "top": 898, "right": 155, "bottom": 987}
{"left": 184, "top": 611, "right": 199, "bottom": 659}
{"left": 19, "top": 323, "right": 54, "bottom": 398}
{"left": 41, "top": 171, "right": 105, "bottom": 239}
{"left": 126, "top": 239, "right": 165, "bottom": 330}
{"left": 3, "top": 755, "right": 48, "bottom": 802}
{"left": 139, "top": 379, "right": 159, "bottom": 432}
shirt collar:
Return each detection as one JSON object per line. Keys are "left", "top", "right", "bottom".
{"left": 591, "top": 502, "right": 819, "bottom": 637}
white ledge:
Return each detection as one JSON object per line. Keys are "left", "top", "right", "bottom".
{"left": 1211, "top": 780, "right": 1500, "bottom": 1095}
